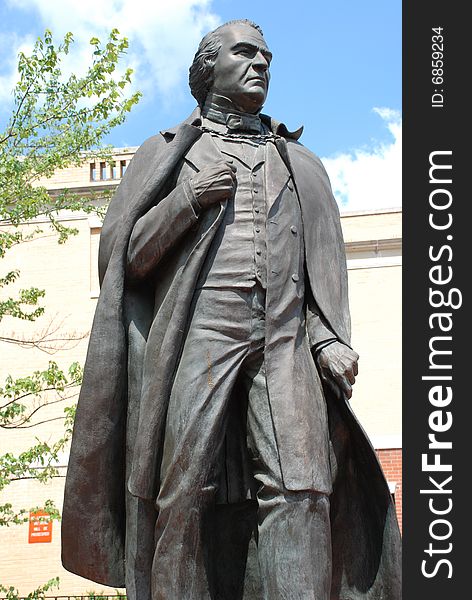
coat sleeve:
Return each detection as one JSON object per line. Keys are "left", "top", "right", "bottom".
{"left": 305, "top": 285, "right": 338, "bottom": 351}
{"left": 126, "top": 179, "right": 199, "bottom": 280}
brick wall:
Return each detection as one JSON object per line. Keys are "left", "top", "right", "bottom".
{"left": 377, "top": 448, "right": 402, "bottom": 532}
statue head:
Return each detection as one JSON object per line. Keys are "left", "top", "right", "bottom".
{"left": 189, "top": 19, "right": 271, "bottom": 114}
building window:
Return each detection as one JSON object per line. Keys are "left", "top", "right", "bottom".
{"left": 120, "top": 160, "right": 127, "bottom": 178}
{"left": 111, "top": 162, "right": 118, "bottom": 180}
{"left": 90, "top": 163, "right": 97, "bottom": 182}
{"left": 100, "top": 162, "right": 107, "bottom": 180}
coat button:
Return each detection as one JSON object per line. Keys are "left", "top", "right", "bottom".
{"left": 255, "top": 227, "right": 261, "bottom": 233}
{"left": 292, "top": 273, "right": 299, "bottom": 282}
{"left": 290, "top": 225, "right": 298, "bottom": 234}
{"left": 256, "top": 248, "right": 262, "bottom": 255}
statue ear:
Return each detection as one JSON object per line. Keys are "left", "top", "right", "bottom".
{"left": 203, "top": 57, "right": 215, "bottom": 70}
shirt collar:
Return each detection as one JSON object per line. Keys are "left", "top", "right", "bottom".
{"left": 160, "top": 106, "right": 303, "bottom": 141}
{"left": 202, "top": 94, "right": 263, "bottom": 134}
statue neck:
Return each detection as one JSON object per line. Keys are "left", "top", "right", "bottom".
{"left": 202, "top": 93, "right": 263, "bottom": 134}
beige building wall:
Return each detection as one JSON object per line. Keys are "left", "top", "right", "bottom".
{"left": 33, "top": 148, "right": 137, "bottom": 192}
{"left": 343, "top": 209, "right": 402, "bottom": 447}
{"left": 0, "top": 216, "right": 122, "bottom": 596}
{"left": 0, "top": 155, "right": 401, "bottom": 595}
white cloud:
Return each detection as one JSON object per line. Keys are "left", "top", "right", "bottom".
{"left": 3, "top": 0, "right": 220, "bottom": 107}
{"left": 322, "top": 108, "right": 402, "bottom": 212}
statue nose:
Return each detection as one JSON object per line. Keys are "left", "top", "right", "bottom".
{"left": 253, "top": 51, "right": 269, "bottom": 70}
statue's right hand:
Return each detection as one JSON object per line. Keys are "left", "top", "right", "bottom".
{"left": 190, "top": 161, "right": 237, "bottom": 208}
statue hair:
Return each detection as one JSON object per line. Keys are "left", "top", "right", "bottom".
{"left": 189, "top": 19, "right": 264, "bottom": 107}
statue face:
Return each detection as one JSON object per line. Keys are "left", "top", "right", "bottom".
{"left": 211, "top": 24, "right": 272, "bottom": 113}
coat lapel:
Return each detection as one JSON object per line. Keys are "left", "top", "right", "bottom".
{"left": 265, "top": 140, "right": 291, "bottom": 212}
{"left": 183, "top": 131, "right": 223, "bottom": 172}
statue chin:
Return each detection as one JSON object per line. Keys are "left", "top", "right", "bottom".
{"left": 234, "top": 93, "right": 266, "bottom": 114}
{"left": 209, "top": 89, "right": 265, "bottom": 115}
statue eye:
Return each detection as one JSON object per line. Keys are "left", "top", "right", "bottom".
{"left": 234, "top": 46, "right": 255, "bottom": 58}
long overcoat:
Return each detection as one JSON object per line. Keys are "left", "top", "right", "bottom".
{"left": 61, "top": 109, "right": 401, "bottom": 599}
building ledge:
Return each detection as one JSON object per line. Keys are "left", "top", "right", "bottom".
{"left": 340, "top": 206, "right": 402, "bottom": 217}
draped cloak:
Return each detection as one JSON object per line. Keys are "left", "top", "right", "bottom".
{"left": 61, "top": 108, "right": 401, "bottom": 599}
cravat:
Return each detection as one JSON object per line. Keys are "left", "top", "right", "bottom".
{"left": 203, "top": 106, "right": 262, "bottom": 134}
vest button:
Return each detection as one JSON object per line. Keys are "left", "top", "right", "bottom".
{"left": 255, "top": 227, "right": 261, "bottom": 233}
{"left": 292, "top": 273, "right": 299, "bottom": 282}
{"left": 256, "top": 248, "right": 262, "bottom": 256}
{"left": 288, "top": 181, "right": 294, "bottom": 191}
{"left": 290, "top": 225, "right": 298, "bottom": 234}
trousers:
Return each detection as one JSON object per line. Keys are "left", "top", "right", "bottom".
{"left": 151, "top": 285, "right": 332, "bottom": 599}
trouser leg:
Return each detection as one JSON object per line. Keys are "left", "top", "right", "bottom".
{"left": 125, "top": 494, "right": 156, "bottom": 600}
{"left": 257, "top": 490, "right": 332, "bottom": 600}
{"left": 151, "top": 288, "right": 252, "bottom": 600}
{"left": 241, "top": 341, "right": 332, "bottom": 600}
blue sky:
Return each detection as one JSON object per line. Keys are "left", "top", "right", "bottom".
{"left": 0, "top": 0, "right": 401, "bottom": 210}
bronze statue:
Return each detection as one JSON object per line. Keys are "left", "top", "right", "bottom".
{"left": 62, "top": 19, "right": 401, "bottom": 600}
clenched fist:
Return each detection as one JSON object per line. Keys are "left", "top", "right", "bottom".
{"left": 190, "top": 161, "right": 237, "bottom": 209}
{"left": 317, "top": 341, "right": 359, "bottom": 400}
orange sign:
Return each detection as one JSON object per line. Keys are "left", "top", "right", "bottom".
{"left": 28, "top": 511, "right": 52, "bottom": 543}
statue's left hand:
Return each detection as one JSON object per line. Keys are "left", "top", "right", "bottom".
{"left": 317, "top": 342, "right": 359, "bottom": 399}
